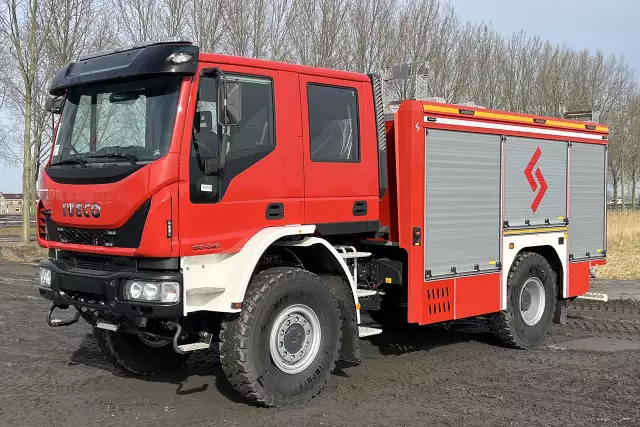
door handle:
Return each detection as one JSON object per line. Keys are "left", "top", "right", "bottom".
{"left": 353, "top": 201, "right": 367, "bottom": 217}
{"left": 266, "top": 203, "right": 285, "bottom": 220}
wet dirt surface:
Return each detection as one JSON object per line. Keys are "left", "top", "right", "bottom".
{"left": 1, "top": 261, "right": 639, "bottom": 427}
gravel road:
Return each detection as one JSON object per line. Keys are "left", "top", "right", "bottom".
{"left": 0, "top": 261, "right": 638, "bottom": 427}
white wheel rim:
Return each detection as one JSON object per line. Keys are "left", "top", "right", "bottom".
{"left": 269, "top": 304, "right": 321, "bottom": 375}
{"left": 520, "top": 277, "right": 546, "bottom": 326}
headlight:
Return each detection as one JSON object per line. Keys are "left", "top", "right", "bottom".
{"left": 124, "top": 280, "right": 180, "bottom": 303}
{"left": 40, "top": 268, "right": 52, "bottom": 287}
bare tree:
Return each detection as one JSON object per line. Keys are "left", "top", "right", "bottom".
{"left": 0, "top": 0, "right": 53, "bottom": 242}
{"left": 348, "top": 0, "right": 397, "bottom": 73}
{"left": 224, "top": 0, "right": 269, "bottom": 58}
{"left": 288, "top": 0, "right": 350, "bottom": 68}
{"left": 187, "top": 0, "right": 225, "bottom": 52}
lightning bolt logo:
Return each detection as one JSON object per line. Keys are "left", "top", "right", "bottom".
{"left": 524, "top": 147, "right": 547, "bottom": 213}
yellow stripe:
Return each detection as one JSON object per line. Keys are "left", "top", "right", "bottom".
{"left": 423, "top": 105, "right": 609, "bottom": 133}
{"left": 503, "top": 227, "right": 568, "bottom": 236}
{"left": 423, "top": 104, "right": 459, "bottom": 114}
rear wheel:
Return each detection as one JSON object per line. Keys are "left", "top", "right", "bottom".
{"left": 490, "top": 252, "right": 557, "bottom": 348}
{"left": 94, "top": 329, "right": 189, "bottom": 375}
{"left": 219, "top": 267, "right": 342, "bottom": 407}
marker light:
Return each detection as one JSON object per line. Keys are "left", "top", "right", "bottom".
{"left": 169, "top": 52, "right": 192, "bottom": 64}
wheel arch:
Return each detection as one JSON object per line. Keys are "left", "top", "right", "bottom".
{"left": 516, "top": 245, "right": 563, "bottom": 299}
{"left": 181, "top": 226, "right": 360, "bottom": 323}
{"left": 502, "top": 231, "right": 568, "bottom": 308}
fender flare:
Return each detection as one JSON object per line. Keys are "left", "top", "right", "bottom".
{"left": 181, "top": 225, "right": 359, "bottom": 321}
{"left": 278, "top": 236, "right": 361, "bottom": 324}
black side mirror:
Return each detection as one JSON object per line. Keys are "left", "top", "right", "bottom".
{"left": 45, "top": 96, "right": 63, "bottom": 114}
{"left": 217, "top": 81, "right": 241, "bottom": 126}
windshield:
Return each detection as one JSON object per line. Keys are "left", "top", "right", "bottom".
{"left": 50, "top": 76, "right": 181, "bottom": 166}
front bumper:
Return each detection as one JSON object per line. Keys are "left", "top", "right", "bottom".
{"left": 38, "top": 258, "right": 183, "bottom": 319}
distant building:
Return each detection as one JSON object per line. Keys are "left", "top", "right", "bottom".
{"left": 0, "top": 193, "right": 23, "bottom": 214}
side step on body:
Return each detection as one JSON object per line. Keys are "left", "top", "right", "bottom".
{"left": 358, "top": 326, "right": 383, "bottom": 338}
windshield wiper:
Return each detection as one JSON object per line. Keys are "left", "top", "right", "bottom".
{"left": 50, "top": 158, "right": 87, "bottom": 168}
{"left": 88, "top": 153, "right": 138, "bottom": 165}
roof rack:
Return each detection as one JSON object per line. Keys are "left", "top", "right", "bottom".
{"left": 78, "top": 37, "right": 192, "bottom": 61}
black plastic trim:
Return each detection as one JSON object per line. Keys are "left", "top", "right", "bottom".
{"left": 44, "top": 164, "right": 144, "bottom": 185}
{"left": 266, "top": 203, "right": 285, "bottom": 220}
{"left": 49, "top": 43, "right": 199, "bottom": 96}
{"left": 46, "top": 199, "right": 151, "bottom": 248}
{"left": 315, "top": 220, "right": 379, "bottom": 236}
{"left": 367, "top": 73, "right": 388, "bottom": 198}
{"left": 138, "top": 257, "right": 180, "bottom": 271}
{"left": 38, "top": 258, "right": 183, "bottom": 319}
{"left": 352, "top": 201, "right": 367, "bottom": 216}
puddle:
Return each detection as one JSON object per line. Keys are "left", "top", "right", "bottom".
{"left": 555, "top": 337, "right": 640, "bottom": 352}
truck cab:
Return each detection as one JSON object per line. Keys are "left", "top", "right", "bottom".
{"left": 37, "top": 40, "right": 386, "bottom": 406}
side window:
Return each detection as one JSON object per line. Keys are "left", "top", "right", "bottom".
{"left": 307, "top": 84, "right": 359, "bottom": 162}
{"left": 190, "top": 73, "right": 275, "bottom": 204}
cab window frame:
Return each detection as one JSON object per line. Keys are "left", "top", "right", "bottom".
{"left": 306, "top": 82, "right": 361, "bottom": 164}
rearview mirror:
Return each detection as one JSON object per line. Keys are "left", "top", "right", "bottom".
{"left": 45, "top": 96, "right": 63, "bottom": 114}
{"left": 217, "top": 81, "right": 241, "bottom": 126}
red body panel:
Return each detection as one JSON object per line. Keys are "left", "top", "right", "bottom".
{"left": 298, "top": 75, "right": 379, "bottom": 226}
{"left": 568, "top": 262, "right": 591, "bottom": 298}
{"left": 392, "top": 101, "right": 607, "bottom": 325}
{"left": 455, "top": 274, "right": 501, "bottom": 319}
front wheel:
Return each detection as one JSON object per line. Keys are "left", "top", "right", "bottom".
{"left": 489, "top": 252, "right": 557, "bottom": 348}
{"left": 219, "top": 267, "right": 342, "bottom": 407}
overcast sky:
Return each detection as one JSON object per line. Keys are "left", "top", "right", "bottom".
{"left": 1, "top": 0, "right": 637, "bottom": 193}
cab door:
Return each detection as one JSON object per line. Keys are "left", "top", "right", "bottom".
{"left": 178, "top": 64, "right": 304, "bottom": 255}
{"left": 298, "top": 75, "right": 379, "bottom": 233}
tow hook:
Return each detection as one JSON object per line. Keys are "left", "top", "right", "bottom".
{"left": 46, "top": 304, "right": 81, "bottom": 327}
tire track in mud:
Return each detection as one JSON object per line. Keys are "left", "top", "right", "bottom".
{"left": 565, "top": 300, "right": 640, "bottom": 337}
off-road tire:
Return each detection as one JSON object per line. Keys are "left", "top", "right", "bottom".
{"left": 219, "top": 267, "right": 343, "bottom": 407}
{"left": 489, "top": 252, "right": 557, "bottom": 348}
{"left": 94, "top": 329, "right": 189, "bottom": 375}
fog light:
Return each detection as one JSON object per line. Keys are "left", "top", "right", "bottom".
{"left": 161, "top": 282, "right": 180, "bottom": 303}
{"left": 40, "top": 268, "right": 51, "bottom": 287}
{"left": 124, "top": 280, "right": 180, "bottom": 303}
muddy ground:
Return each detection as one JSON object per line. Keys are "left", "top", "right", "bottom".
{"left": 0, "top": 261, "right": 638, "bottom": 427}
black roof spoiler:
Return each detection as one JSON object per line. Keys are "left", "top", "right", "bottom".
{"left": 49, "top": 40, "right": 199, "bottom": 96}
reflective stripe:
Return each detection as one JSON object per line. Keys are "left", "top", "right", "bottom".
{"left": 503, "top": 227, "right": 568, "bottom": 236}
{"left": 425, "top": 116, "right": 605, "bottom": 141}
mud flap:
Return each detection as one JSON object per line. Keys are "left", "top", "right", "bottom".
{"left": 322, "top": 275, "right": 361, "bottom": 365}
{"left": 553, "top": 299, "right": 568, "bottom": 325}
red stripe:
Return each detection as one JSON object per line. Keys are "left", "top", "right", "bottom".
{"left": 532, "top": 167, "right": 547, "bottom": 213}
{"left": 525, "top": 147, "right": 541, "bottom": 191}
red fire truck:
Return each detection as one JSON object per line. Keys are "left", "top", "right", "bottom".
{"left": 37, "top": 40, "right": 608, "bottom": 406}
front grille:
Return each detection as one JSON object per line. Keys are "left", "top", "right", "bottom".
{"left": 58, "top": 226, "right": 118, "bottom": 247}
{"left": 45, "top": 199, "right": 151, "bottom": 249}
{"left": 73, "top": 255, "right": 113, "bottom": 272}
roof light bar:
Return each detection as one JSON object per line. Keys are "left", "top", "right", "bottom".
{"left": 79, "top": 37, "right": 193, "bottom": 61}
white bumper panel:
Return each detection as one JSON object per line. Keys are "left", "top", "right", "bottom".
{"left": 181, "top": 225, "right": 315, "bottom": 314}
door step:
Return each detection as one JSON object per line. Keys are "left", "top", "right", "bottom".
{"left": 95, "top": 321, "right": 119, "bottom": 332}
{"left": 339, "top": 251, "right": 372, "bottom": 259}
{"left": 358, "top": 326, "right": 383, "bottom": 338}
{"left": 356, "top": 289, "right": 378, "bottom": 298}
{"left": 176, "top": 342, "right": 211, "bottom": 352}
{"left": 576, "top": 292, "right": 608, "bottom": 302}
